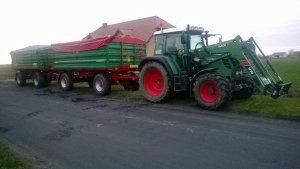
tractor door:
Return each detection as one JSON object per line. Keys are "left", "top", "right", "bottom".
{"left": 164, "top": 33, "right": 187, "bottom": 71}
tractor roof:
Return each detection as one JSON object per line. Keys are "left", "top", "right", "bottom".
{"left": 154, "top": 26, "right": 204, "bottom": 35}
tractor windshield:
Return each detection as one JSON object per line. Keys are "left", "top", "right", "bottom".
{"left": 190, "top": 35, "right": 202, "bottom": 50}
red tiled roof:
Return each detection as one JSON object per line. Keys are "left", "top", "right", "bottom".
{"left": 83, "top": 16, "right": 174, "bottom": 42}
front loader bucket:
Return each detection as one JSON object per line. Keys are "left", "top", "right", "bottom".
{"left": 271, "top": 82, "right": 292, "bottom": 99}
{"left": 242, "top": 37, "right": 291, "bottom": 98}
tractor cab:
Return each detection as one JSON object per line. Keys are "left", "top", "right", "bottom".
{"left": 153, "top": 26, "right": 205, "bottom": 70}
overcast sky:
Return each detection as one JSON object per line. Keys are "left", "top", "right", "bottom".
{"left": 0, "top": 0, "right": 299, "bottom": 64}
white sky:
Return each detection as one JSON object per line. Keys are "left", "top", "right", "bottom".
{"left": 0, "top": 0, "right": 299, "bottom": 64}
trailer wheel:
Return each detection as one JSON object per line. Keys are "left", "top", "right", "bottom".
{"left": 123, "top": 79, "right": 139, "bottom": 91}
{"left": 93, "top": 74, "right": 111, "bottom": 96}
{"left": 15, "top": 71, "right": 26, "bottom": 86}
{"left": 139, "top": 62, "right": 172, "bottom": 103}
{"left": 33, "top": 72, "right": 45, "bottom": 88}
{"left": 193, "top": 73, "right": 231, "bottom": 110}
{"left": 59, "top": 73, "right": 73, "bottom": 91}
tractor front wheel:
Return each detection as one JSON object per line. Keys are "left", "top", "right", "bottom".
{"left": 139, "top": 62, "right": 172, "bottom": 103}
{"left": 193, "top": 73, "right": 231, "bottom": 110}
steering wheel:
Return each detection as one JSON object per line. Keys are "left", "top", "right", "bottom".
{"left": 177, "top": 49, "right": 185, "bottom": 56}
{"left": 195, "top": 42, "right": 202, "bottom": 50}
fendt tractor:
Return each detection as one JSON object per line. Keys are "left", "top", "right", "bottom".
{"left": 138, "top": 25, "right": 291, "bottom": 109}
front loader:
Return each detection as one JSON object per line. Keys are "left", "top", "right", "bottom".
{"left": 138, "top": 25, "right": 291, "bottom": 110}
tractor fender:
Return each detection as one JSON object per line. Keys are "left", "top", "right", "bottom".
{"left": 138, "top": 56, "right": 176, "bottom": 78}
{"left": 191, "top": 68, "right": 217, "bottom": 83}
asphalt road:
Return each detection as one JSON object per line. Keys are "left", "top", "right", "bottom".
{"left": 0, "top": 81, "right": 299, "bottom": 169}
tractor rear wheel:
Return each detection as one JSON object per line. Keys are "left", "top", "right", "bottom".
{"left": 193, "top": 73, "right": 231, "bottom": 110}
{"left": 93, "top": 73, "right": 111, "bottom": 96}
{"left": 139, "top": 62, "right": 172, "bottom": 103}
{"left": 33, "top": 72, "right": 45, "bottom": 88}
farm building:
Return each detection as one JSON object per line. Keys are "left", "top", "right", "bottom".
{"left": 270, "top": 52, "right": 287, "bottom": 58}
{"left": 83, "top": 16, "right": 174, "bottom": 56}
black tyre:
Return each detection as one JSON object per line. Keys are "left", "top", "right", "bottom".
{"left": 15, "top": 71, "right": 26, "bottom": 86}
{"left": 88, "top": 79, "right": 93, "bottom": 88}
{"left": 123, "top": 79, "right": 139, "bottom": 91}
{"left": 59, "top": 73, "right": 73, "bottom": 91}
{"left": 45, "top": 78, "right": 51, "bottom": 84}
{"left": 193, "top": 73, "right": 231, "bottom": 110}
{"left": 93, "top": 73, "right": 111, "bottom": 96}
{"left": 139, "top": 62, "right": 173, "bottom": 103}
{"left": 33, "top": 72, "right": 45, "bottom": 88}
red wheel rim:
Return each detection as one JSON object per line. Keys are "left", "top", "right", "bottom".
{"left": 199, "top": 80, "right": 219, "bottom": 103}
{"left": 143, "top": 68, "right": 164, "bottom": 96}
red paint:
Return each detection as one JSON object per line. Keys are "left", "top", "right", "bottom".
{"left": 51, "top": 35, "right": 145, "bottom": 53}
{"left": 240, "top": 58, "right": 250, "bottom": 66}
{"left": 143, "top": 68, "right": 164, "bottom": 96}
{"left": 199, "top": 81, "right": 219, "bottom": 103}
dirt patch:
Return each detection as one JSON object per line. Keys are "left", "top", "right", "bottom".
{"left": 22, "top": 110, "right": 44, "bottom": 119}
{"left": 41, "top": 121, "right": 74, "bottom": 141}
{"left": 83, "top": 104, "right": 109, "bottom": 110}
{"left": 34, "top": 93, "right": 50, "bottom": 96}
{"left": 58, "top": 94, "right": 69, "bottom": 98}
{"left": 71, "top": 97, "right": 97, "bottom": 103}
{"left": 0, "top": 127, "right": 11, "bottom": 133}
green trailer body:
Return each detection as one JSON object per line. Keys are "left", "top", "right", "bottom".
{"left": 11, "top": 41, "right": 145, "bottom": 70}
{"left": 11, "top": 45, "right": 51, "bottom": 70}
{"left": 52, "top": 41, "right": 144, "bottom": 69}
{"left": 11, "top": 35, "right": 146, "bottom": 95}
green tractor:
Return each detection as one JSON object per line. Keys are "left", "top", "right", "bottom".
{"left": 138, "top": 25, "right": 291, "bottom": 110}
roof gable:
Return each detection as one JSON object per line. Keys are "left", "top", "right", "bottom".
{"left": 84, "top": 16, "right": 174, "bottom": 42}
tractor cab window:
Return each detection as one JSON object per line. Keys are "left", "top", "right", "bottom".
{"left": 155, "top": 35, "right": 164, "bottom": 55}
{"left": 165, "top": 34, "right": 184, "bottom": 54}
{"left": 190, "top": 35, "right": 202, "bottom": 50}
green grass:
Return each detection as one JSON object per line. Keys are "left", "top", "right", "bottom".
{"left": 227, "top": 95, "right": 300, "bottom": 120}
{"left": 0, "top": 142, "right": 32, "bottom": 169}
{"left": 270, "top": 57, "right": 300, "bottom": 97}
{"left": 224, "top": 57, "right": 300, "bottom": 120}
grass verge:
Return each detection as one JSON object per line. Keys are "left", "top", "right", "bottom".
{"left": 0, "top": 142, "right": 32, "bottom": 169}
{"left": 227, "top": 95, "right": 300, "bottom": 120}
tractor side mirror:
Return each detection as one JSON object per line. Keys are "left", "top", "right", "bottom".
{"left": 181, "top": 34, "right": 187, "bottom": 44}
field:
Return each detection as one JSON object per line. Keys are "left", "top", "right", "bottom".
{"left": 0, "top": 57, "right": 299, "bottom": 120}
{"left": 228, "top": 57, "right": 300, "bottom": 119}
{"left": 0, "top": 64, "right": 14, "bottom": 80}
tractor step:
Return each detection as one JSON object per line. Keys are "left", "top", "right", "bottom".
{"left": 174, "top": 75, "right": 189, "bottom": 91}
